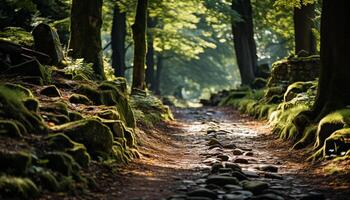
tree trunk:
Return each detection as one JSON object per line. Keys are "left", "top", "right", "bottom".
{"left": 154, "top": 54, "right": 163, "bottom": 95}
{"left": 131, "top": 0, "right": 148, "bottom": 91}
{"left": 111, "top": 1, "right": 126, "bottom": 77}
{"left": 294, "top": 3, "right": 316, "bottom": 55}
{"left": 145, "top": 17, "right": 156, "bottom": 90}
{"left": 231, "top": 0, "right": 257, "bottom": 86}
{"left": 312, "top": 0, "right": 350, "bottom": 121}
{"left": 69, "top": 0, "right": 105, "bottom": 79}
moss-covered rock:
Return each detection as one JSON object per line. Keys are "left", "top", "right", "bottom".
{"left": 36, "top": 170, "right": 59, "bottom": 191}
{"left": 42, "top": 152, "right": 80, "bottom": 176}
{"left": 0, "top": 120, "right": 23, "bottom": 138}
{"left": 0, "top": 176, "right": 39, "bottom": 199}
{"left": 5, "top": 59, "right": 49, "bottom": 83}
{"left": 46, "top": 133, "right": 90, "bottom": 167}
{"left": 283, "top": 81, "right": 315, "bottom": 102}
{"left": 0, "top": 150, "right": 32, "bottom": 175}
{"left": 314, "top": 109, "right": 350, "bottom": 149}
{"left": 97, "top": 109, "right": 120, "bottom": 120}
{"left": 52, "top": 119, "right": 114, "bottom": 158}
{"left": 23, "top": 98, "right": 39, "bottom": 113}
{"left": 68, "top": 111, "right": 83, "bottom": 122}
{"left": 0, "top": 86, "right": 48, "bottom": 133}
{"left": 40, "top": 102, "right": 69, "bottom": 116}
{"left": 69, "top": 94, "right": 92, "bottom": 105}
{"left": 40, "top": 85, "right": 61, "bottom": 97}
{"left": 99, "top": 82, "right": 136, "bottom": 128}
{"left": 324, "top": 128, "right": 350, "bottom": 156}
{"left": 42, "top": 113, "right": 70, "bottom": 125}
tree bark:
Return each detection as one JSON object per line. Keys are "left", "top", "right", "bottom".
{"left": 154, "top": 54, "right": 163, "bottom": 95}
{"left": 231, "top": 0, "right": 257, "bottom": 86}
{"left": 145, "top": 17, "right": 156, "bottom": 90}
{"left": 131, "top": 0, "right": 148, "bottom": 91}
{"left": 312, "top": 0, "right": 350, "bottom": 121}
{"left": 293, "top": 3, "right": 316, "bottom": 55}
{"left": 111, "top": 1, "right": 126, "bottom": 77}
{"left": 69, "top": 0, "right": 105, "bottom": 79}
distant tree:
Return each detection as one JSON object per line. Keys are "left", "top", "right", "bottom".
{"left": 111, "top": 0, "right": 127, "bottom": 77}
{"left": 69, "top": 0, "right": 106, "bottom": 79}
{"left": 131, "top": 0, "right": 148, "bottom": 91}
{"left": 145, "top": 16, "right": 156, "bottom": 90}
{"left": 293, "top": 3, "right": 316, "bottom": 54}
{"left": 231, "top": 0, "right": 257, "bottom": 86}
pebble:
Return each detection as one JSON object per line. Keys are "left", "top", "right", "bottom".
{"left": 259, "top": 165, "right": 278, "bottom": 173}
{"left": 211, "top": 163, "right": 224, "bottom": 173}
{"left": 187, "top": 188, "right": 217, "bottom": 199}
{"left": 232, "top": 149, "right": 244, "bottom": 155}
{"left": 264, "top": 173, "right": 283, "bottom": 180}
{"left": 224, "top": 162, "right": 242, "bottom": 171}
{"left": 241, "top": 180, "right": 269, "bottom": 194}
{"left": 234, "top": 158, "right": 249, "bottom": 164}
{"left": 244, "top": 152, "right": 254, "bottom": 156}
{"left": 207, "top": 138, "right": 222, "bottom": 147}
{"left": 224, "top": 143, "right": 237, "bottom": 149}
{"left": 251, "top": 193, "right": 284, "bottom": 200}
{"left": 206, "top": 175, "right": 240, "bottom": 186}
{"left": 217, "top": 154, "right": 230, "bottom": 161}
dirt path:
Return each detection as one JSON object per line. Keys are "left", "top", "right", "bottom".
{"left": 80, "top": 107, "right": 349, "bottom": 200}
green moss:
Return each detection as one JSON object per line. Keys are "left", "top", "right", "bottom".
{"left": 324, "top": 128, "right": 350, "bottom": 157}
{"left": 0, "top": 176, "right": 39, "bottom": 199}
{"left": 0, "top": 27, "right": 34, "bottom": 47}
{"left": 69, "top": 94, "right": 92, "bottom": 105}
{"left": 99, "top": 82, "right": 136, "bottom": 128}
{"left": 264, "top": 86, "right": 286, "bottom": 99}
{"left": 314, "top": 109, "right": 350, "bottom": 150}
{"left": 52, "top": 119, "right": 114, "bottom": 158}
{"left": 0, "top": 150, "right": 32, "bottom": 175}
{"left": 283, "top": 81, "right": 315, "bottom": 102}
{"left": 75, "top": 84, "right": 101, "bottom": 105}
{"left": 0, "top": 120, "right": 23, "bottom": 138}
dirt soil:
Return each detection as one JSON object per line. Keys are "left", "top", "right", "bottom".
{"left": 40, "top": 106, "right": 350, "bottom": 200}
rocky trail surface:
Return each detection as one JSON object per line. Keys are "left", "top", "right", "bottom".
{"left": 81, "top": 107, "right": 350, "bottom": 200}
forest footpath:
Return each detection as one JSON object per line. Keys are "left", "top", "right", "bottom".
{"left": 79, "top": 107, "right": 350, "bottom": 200}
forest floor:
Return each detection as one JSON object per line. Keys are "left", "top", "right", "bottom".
{"left": 44, "top": 107, "right": 350, "bottom": 200}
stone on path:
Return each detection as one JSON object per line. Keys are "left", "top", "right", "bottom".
{"left": 206, "top": 175, "right": 240, "bottom": 186}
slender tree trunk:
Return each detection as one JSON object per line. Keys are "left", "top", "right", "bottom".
{"left": 294, "top": 3, "right": 316, "bottom": 55}
{"left": 131, "top": 0, "right": 148, "bottom": 91}
{"left": 154, "top": 54, "right": 163, "bottom": 95}
{"left": 145, "top": 17, "right": 156, "bottom": 90}
{"left": 231, "top": 0, "right": 257, "bottom": 86}
{"left": 69, "top": 0, "right": 105, "bottom": 79}
{"left": 111, "top": 1, "right": 126, "bottom": 77}
{"left": 312, "top": 0, "right": 350, "bottom": 121}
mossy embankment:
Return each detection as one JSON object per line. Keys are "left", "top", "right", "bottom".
{"left": 0, "top": 26, "right": 173, "bottom": 199}
{"left": 207, "top": 55, "right": 350, "bottom": 166}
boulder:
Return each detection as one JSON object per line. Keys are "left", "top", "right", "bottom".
{"left": 32, "top": 23, "right": 64, "bottom": 66}
{"left": 52, "top": 119, "right": 114, "bottom": 158}
{"left": 40, "top": 85, "right": 61, "bottom": 97}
